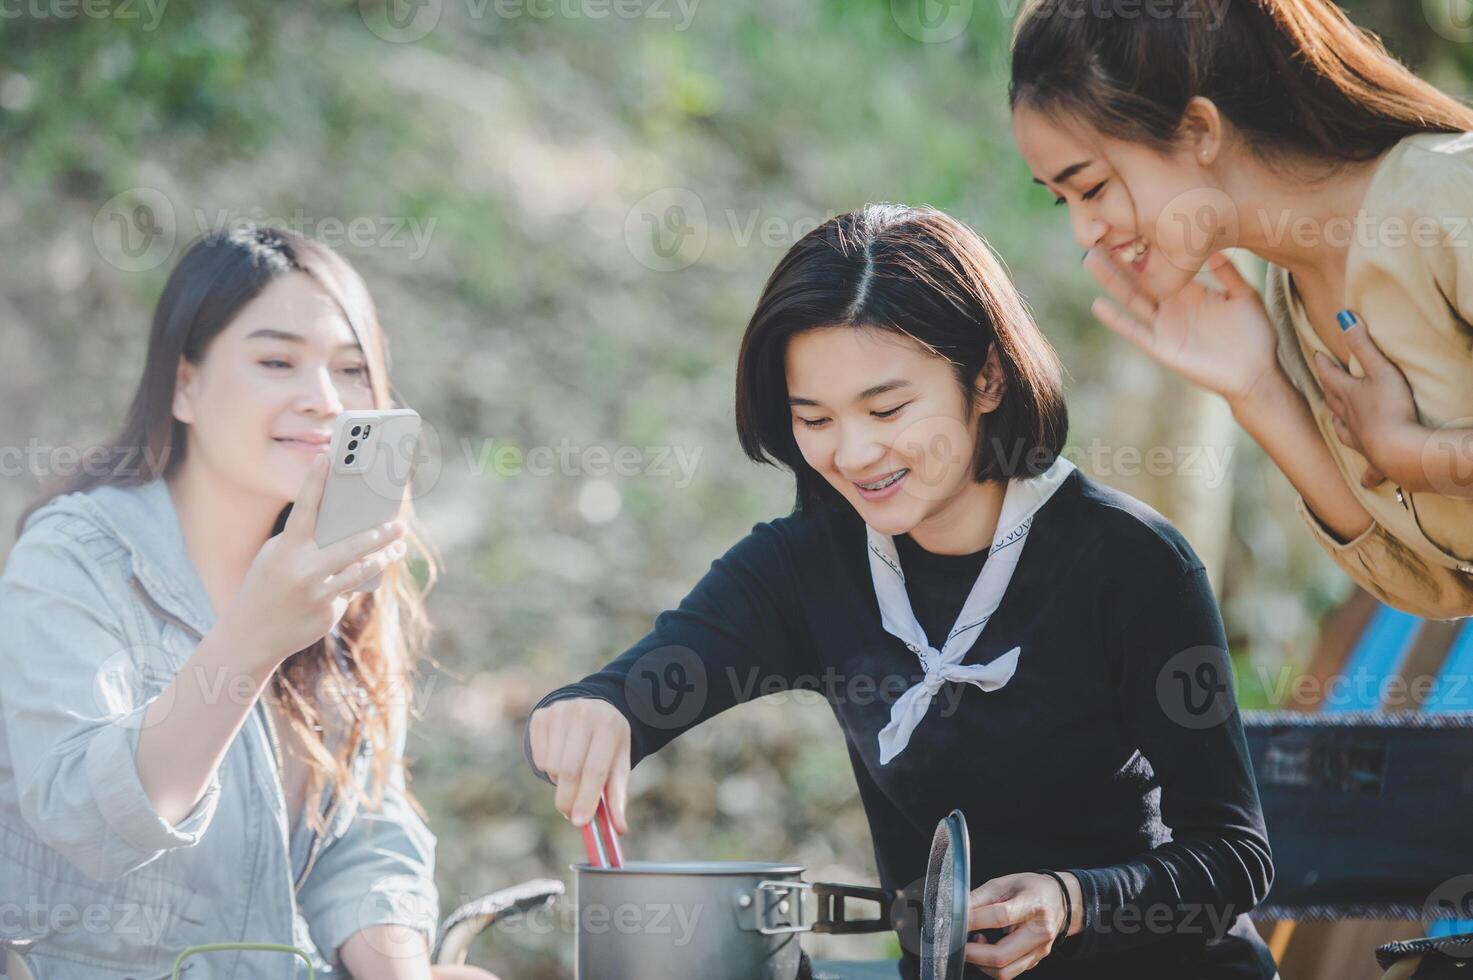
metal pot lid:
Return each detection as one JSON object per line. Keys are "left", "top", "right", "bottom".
{"left": 920, "top": 809, "right": 970, "bottom": 980}
{"left": 574, "top": 860, "right": 807, "bottom": 876}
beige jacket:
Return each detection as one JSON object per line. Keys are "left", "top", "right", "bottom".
{"left": 1263, "top": 130, "right": 1473, "bottom": 620}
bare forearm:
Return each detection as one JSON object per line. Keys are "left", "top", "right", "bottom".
{"left": 135, "top": 621, "right": 274, "bottom": 825}
{"left": 1231, "top": 370, "right": 1373, "bottom": 541}
{"left": 1380, "top": 425, "right": 1473, "bottom": 498}
{"left": 340, "top": 924, "right": 433, "bottom": 980}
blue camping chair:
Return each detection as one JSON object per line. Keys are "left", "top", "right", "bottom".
{"left": 1246, "top": 597, "right": 1473, "bottom": 980}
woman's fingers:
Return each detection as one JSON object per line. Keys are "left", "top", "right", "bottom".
{"left": 1339, "top": 314, "right": 1390, "bottom": 376}
{"left": 552, "top": 724, "right": 594, "bottom": 820}
{"left": 541, "top": 708, "right": 573, "bottom": 788}
{"left": 981, "top": 947, "right": 1046, "bottom": 980}
{"left": 531, "top": 700, "right": 632, "bottom": 831}
{"left": 966, "top": 919, "right": 1050, "bottom": 978}
{"left": 528, "top": 708, "right": 551, "bottom": 779}
{"left": 322, "top": 540, "right": 406, "bottom": 594}
{"left": 1089, "top": 297, "right": 1156, "bottom": 354}
{"left": 1329, "top": 411, "right": 1364, "bottom": 454}
{"left": 1312, "top": 350, "right": 1349, "bottom": 387}
{"left": 1330, "top": 413, "right": 1362, "bottom": 453}
{"left": 317, "top": 520, "right": 405, "bottom": 574}
{"left": 1361, "top": 464, "right": 1388, "bottom": 489}
{"left": 968, "top": 878, "right": 1030, "bottom": 932}
{"left": 1083, "top": 248, "right": 1159, "bottom": 322}
{"left": 1312, "top": 352, "right": 1352, "bottom": 412}
{"left": 1321, "top": 383, "right": 1350, "bottom": 425}
{"left": 570, "top": 734, "right": 619, "bottom": 827}
{"left": 284, "top": 453, "right": 330, "bottom": 542}
{"left": 606, "top": 736, "right": 631, "bottom": 834}
{"left": 966, "top": 922, "right": 1040, "bottom": 967}
{"left": 968, "top": 898, "right": 1029, "bottom": 932}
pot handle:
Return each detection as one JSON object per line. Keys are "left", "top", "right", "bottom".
{"left": 746, "top": 880, "right": 896, "bottom": 936}
{"left": 811, "top": 881, "right": 895, "bottom": 935}
{"left": 750, "top": 880, "right": 814, "bottom": 935}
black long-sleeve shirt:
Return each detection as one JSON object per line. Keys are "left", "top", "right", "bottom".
{"left": 527, "top": 469, "right": 1277, "bottom": 979}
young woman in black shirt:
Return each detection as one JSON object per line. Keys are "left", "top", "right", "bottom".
{"left": 526, "top": 204, "right": 1276, "bottom": 979}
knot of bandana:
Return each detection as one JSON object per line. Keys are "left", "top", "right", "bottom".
{"left": 869, "top": 455, "right": 1076, "bottom": 765}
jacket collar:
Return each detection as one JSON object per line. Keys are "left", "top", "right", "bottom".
{"left": 43, "top": 478, "right": 218, "bottom": 639}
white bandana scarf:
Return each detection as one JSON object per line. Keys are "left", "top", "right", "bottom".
{"left": 869, "top": 455, "right": 1077, "bottom": 764}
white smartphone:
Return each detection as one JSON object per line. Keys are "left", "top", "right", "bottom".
{"left": 315, "top": 408, "right": 422, "bottom": 592}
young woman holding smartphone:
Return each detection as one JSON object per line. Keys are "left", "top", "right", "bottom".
{"left": 1011, "top": 0, "right": 1473, "bottom": 619}
{"left": 0, "top": 226, "right": 493, "bottom": 979}
{"left": 527, "top": 204, "right": 1276, "bottom": 980}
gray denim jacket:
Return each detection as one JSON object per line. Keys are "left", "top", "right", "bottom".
{"left": 0, "top": 478, "right": 438, "bottom": 978}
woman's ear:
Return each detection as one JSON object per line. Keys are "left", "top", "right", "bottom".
{"left": 1179, "top": 96, "right": 1224, "bottom": 167}
{"left": 172, "top": 356, "right": 198, "bottom": 425}
{"left": 974, "top": 344, "right": 1008, "bottom": 414}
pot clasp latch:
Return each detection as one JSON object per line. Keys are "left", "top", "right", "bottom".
{"left": 738, "top": 880, "right": 893, "bottom": 936}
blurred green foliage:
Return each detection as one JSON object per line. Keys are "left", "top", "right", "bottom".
{"left": 0, "top": 1, "right": 1468, "bottom": 974}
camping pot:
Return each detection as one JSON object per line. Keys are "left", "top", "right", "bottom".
{"left": 573, "top": 860, "right": 894, "bottom": 980}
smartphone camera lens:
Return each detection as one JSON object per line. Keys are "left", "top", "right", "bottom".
{"left": 348, "top": 440, "right": 359, "bottom": 451}
{"left": 362, "top": 425, "right": 371, "bottom": 435}
{"left": 351, "top": 425, "right": 362, "bottom": 437}
{"left": 344, "top": 453, "right": 355, "bottom": 465}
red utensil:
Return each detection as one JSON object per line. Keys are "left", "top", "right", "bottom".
{"left": 530, "top": 758, "right": 625, "bottom": 868}
{"left": 580, "top": 794, "right": 624, "bottom": 869}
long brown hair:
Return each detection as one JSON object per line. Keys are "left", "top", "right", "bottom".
{"left": 734, "top": 203, "right": 1068, "bottom": 512}
{"left": 1010, "top": 0, "right": 1473, "bottom": 167}
{"left": 18, "top": 225, "right": 440, "bottom": 831}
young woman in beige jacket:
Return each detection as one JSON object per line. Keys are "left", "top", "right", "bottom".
{"left": 1009, "top": 0, "right": 1473, "bottom": 620}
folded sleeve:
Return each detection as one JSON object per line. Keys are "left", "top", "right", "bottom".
{"left": 525, "top": 519, "right": 815, "bottom": 776}
{"left": 0, "top": 520, "right": 221, "bottom": 882}
{"left": 1295, "top": 496, "right": 1473, "bottom": 620}
{"left": 1057, "top": 564, "right": 1274, "bottom": 961}
{"left": 297, "top": 700, "right": 440, "bottom": 968}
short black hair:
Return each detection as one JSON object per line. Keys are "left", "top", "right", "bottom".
{"left": 734, "top": 203, "right": 1069, "bottom": 512}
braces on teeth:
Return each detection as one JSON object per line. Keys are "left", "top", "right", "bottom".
{"left": 861, "top": 470, "right": 907, "bottom": 491}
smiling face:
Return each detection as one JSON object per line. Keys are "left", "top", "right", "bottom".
{"left": 171, "top": 271, "right": 374, "bottom": 504}
{"left": 785, "top": 325, "right": 1004, "bottom": 538}
{"left": 1011, "top": 102, "right": 1234, "bottom": 294}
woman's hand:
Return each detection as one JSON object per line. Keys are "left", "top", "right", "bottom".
{"left": 1084, "top": 248, "right": 1281, "bottom": 409}
{"left": 219, "top": 453, "right": 408, "bottom": 678}
{"left": 965, "top": 871, "right": 1079, "bottom": 979}
{"left": 1311, "top": 313, "right": 1424, "bottom": 490}
{"left": 138, "top": 454, "right": 406, "bottom": 824}
{"left": 527, "top": 697, "right": 631, "bottom": 833}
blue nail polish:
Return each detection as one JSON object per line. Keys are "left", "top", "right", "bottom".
{"left": 1337, "top": 310, "right": 1359, "bottom": 331}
